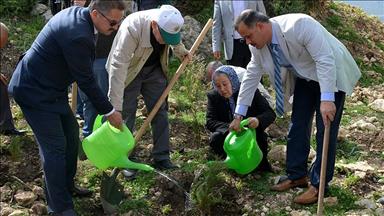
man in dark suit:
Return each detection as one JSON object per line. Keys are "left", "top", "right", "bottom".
{"left": 8, "top": 1, "right": 126, "bottom": 215}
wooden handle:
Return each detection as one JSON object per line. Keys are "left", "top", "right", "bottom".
{"left": 317, "top": 124, "right": 331, "bottom": 216}
{"left": 134, "top": 18, "right": 213, "bottom": 143}
{"left": 71, "top": 82, "right": 78, "bottom": 114}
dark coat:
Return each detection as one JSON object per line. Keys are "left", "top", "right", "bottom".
{"left": 8, "top": 7, "right": 112, "bottom": 115}
{"left": 206, "top": 88, "right": 276, "bottom": 134}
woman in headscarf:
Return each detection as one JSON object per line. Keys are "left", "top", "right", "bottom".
{"left": 206, "top": 65, "right": 276, "bottom": 171}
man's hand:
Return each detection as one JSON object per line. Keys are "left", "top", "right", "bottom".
{"left": 213, "top": 51, "right": 221, "bottom": 60}
{"left": 320, "top": 101, "right": 336, "bottom": 127}
{"left": 248, "top": 117, "right": 259, "bottom": 129}
{"left": 229, "top": 118, "right": 242, "bottom": 132}
{"left": 106, "top": 111, "right": 123, "bottom": 130}
{"left": 183, "top": 52, "right": 192, "bottom": 63}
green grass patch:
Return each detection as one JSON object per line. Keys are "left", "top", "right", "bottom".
{"left": 336, "top": 140, "right": 362, "bottom": 163}
{"left": 119, "top": 199, "right": 153, "bottom": 215}
{"left": 247, "top": 172, "right": 276, "bottom": 195}
{"left": 1, "top": 15, "right": 45, "bottom": 52}
{"left": 324, "top": 185, "right": 359, "bottom": 215}
{"left": 377, "top": 42, "right": 384, "bottom": 52}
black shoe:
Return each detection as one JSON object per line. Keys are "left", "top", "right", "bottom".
{"left": 1, "top": 129, "right": 26, "bottom": 136}
{"left": 153, "top": 159, "right": 179, "bottom": 170}
{"left": 70, "top": 185, "right": 92, "bottom": 197}
{"left": 121, "top": 169, "right": 137, "bottom": 180}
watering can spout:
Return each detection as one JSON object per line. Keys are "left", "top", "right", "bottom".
{"left": 113, "top": 157, "right": 154, "bottom": 172}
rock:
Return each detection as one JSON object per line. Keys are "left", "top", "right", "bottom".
{"left": 1, "top": 207, "right": 14, "bottom": 216}
{"left": 285, "top": 206, "right": 292, "bottom": 212}
{"left": 42, "top": 10, "right": 53, "bottom": 22}
{"left": 268, "top": 145, "right": 287, "bottom": 164}
{"left": 324, "top": 196, "right": 338, "bottom": 206}
{"left": 31, "top": 3, "right": 48, "bottom": 16}
{"left": 369, "top": 99, "right": 384, "bottom": 112}
{"left": 355, "top": 198, "right": 376, "bottom": 209}
{"left": 378, "top": 197, "right": 384, "bottom": 205}
{"left": 0, "top": 185, "right": 13, "bottom": 202}
{"left": 180, "top": 16, "right": 211, "bottom": 60}
{"left": 290, "top": 210, "right": 311, "bottom": 216}
{"left": 354, "top": 170, "right": 366, "bottom": 179}
{"left": 339, "top": 161, "right": 374, "bottom": 173}
{"left": 8, "top": 210, "right": 27, "bottom": 216}
{"left": 30, "top": 202, "right": 47, "bottom": 215}
{"left": 337, "top": 127, "right": 347, "bottom": 141}
{"left": 375, "top": 208, "right": 384, "bottom": 216}
{"left": 236, "top": 198, "right": 244, "bottom": 205}
{"left": 32, "top": 185, "right": 44, "bottom": 198}
{"left": 261, "top": 206, "right": 268, "bottom": 213}
{"left": 350, "top": 119, "right": 377, "bottom": 131}
{"left": 14, "top": 191, "right": 37, "bottom": 207}
{"left": 345, "top": 209, "right": 374, "bottom": 216}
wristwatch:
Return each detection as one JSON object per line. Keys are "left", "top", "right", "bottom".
{"left": 233, "top": 113, "right": 243, "bottom": 121}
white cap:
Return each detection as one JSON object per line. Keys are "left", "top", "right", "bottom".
{"left": 152, "top": 5, "right": 184, "bottom": 45}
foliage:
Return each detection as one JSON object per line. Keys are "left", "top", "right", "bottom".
{"left": 169, "top": 59, "right": 208, "bottom": 144}
{"left": 336, "top": 140, "right": 362, "bottom": 163}
{"left": 190, "top": 161, "right": 227, "bottom": 214}
{"left": 325, "top": 185, "right": 359, "bottom": 214}
{"left": 1, "top": 15, "right": 45, "bottom": 52}
{"left": 0, "top": 0, "right": 39, "bottom": 16}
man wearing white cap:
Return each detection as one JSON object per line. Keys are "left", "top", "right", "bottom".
{"left": 107, "top": 5, "right": 191, "bottom": 170}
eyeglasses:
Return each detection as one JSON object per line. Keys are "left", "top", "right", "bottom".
{"left": 97, "top": 10, "right": 123, "bottom": 27}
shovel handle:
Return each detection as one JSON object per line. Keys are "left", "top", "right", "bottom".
{"left": 71, "top": 82, "right": 78, "bottom": 114}
{"left": 317, "top": 124, "right": 331, "bottom": 216}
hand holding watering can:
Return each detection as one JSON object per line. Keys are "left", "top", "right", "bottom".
{"left": 224, "top": 118, "right": 263, "bottom": 175}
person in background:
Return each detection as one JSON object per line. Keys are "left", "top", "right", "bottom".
{"left": 131, "top": 0, "right": 170, "bottom": 12}
{"left": 231, "top": 10, "right": 361, "bottom": 204}
{"left": 8, "top": 1, "right": 126, "bottom": 215}
{"left": 77, "top": 0, "right": 117, "bottom": 138}
{"left": 0, "top": 22, "right": 26, "bottom": 136}
{"left": 50, "top": 0, "right": 71, "bottom": 15}
{"left": 206, "top": 61, "right": 274, "bottom": 108}
{"left": 206, "top": 65, "right": 276, "bottom": 171}
{"left": 106, "top": 5, "right": 191, "bottom": 170}
{"left": 212, "top": 0, "right": 266, "bottom": 68}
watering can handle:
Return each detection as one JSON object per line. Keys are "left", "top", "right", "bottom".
{"left": 240, "top": 118, "right": 249, "bottom": 130}
{"left": 224, "top": 118, "right": 250, "bottom": 145}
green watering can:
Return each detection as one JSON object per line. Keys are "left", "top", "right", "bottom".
{"left": 82, "top": 115, "right": 154, "bottom": 171}
{"left": 223, "top": 119, "right": 263, "bottom": 174}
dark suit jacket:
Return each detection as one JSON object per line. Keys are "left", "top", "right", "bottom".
{"left": 8, "top": 7, "right": 112, "bottom": 115}
{"left": 206, "top": 88, "right": 276, "bottom": 134}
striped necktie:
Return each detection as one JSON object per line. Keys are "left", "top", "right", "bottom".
{"left": 269, "top": 43, "right": 284, "bottom": 117}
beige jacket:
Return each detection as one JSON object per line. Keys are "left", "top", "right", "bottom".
{"left": 106, "top": 9, "right": 189, "bottom": 111}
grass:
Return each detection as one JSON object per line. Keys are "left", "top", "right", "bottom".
{"left": 1, "top": 15, "right": 45, "bottom": 52}
{"left": 336, "top": 140, "right": 362, "bottom": 163}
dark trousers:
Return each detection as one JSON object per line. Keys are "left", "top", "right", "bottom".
{"left": 20, "top": 104, "right": 79, "bottom": 213}
{"left": 122, "top": 64, "right": 170, "bottom": 161}
{"left": 0, "top": 81, "right": 15, "bottom": 131}
{"left": 209, "top": 128, "right": 271, "bottom": 169}
{"left": 286, "top": 78, "right": 345, "bottom": 188}
{"left": 227, "top": 39, "right": 251, "bottom": 69}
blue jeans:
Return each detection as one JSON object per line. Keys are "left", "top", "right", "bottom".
{"left": 286, "top": 78, "right": 345, "bottom": 188}
{"left": 79, "top": 58, "right": 109, "bottom": 137}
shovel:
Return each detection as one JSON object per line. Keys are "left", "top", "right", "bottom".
{"left": 100, "top": 18, "right": 213, "bottom": 213}
{"left": 317, "top": 123, "right": 331, "bottom": 216}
